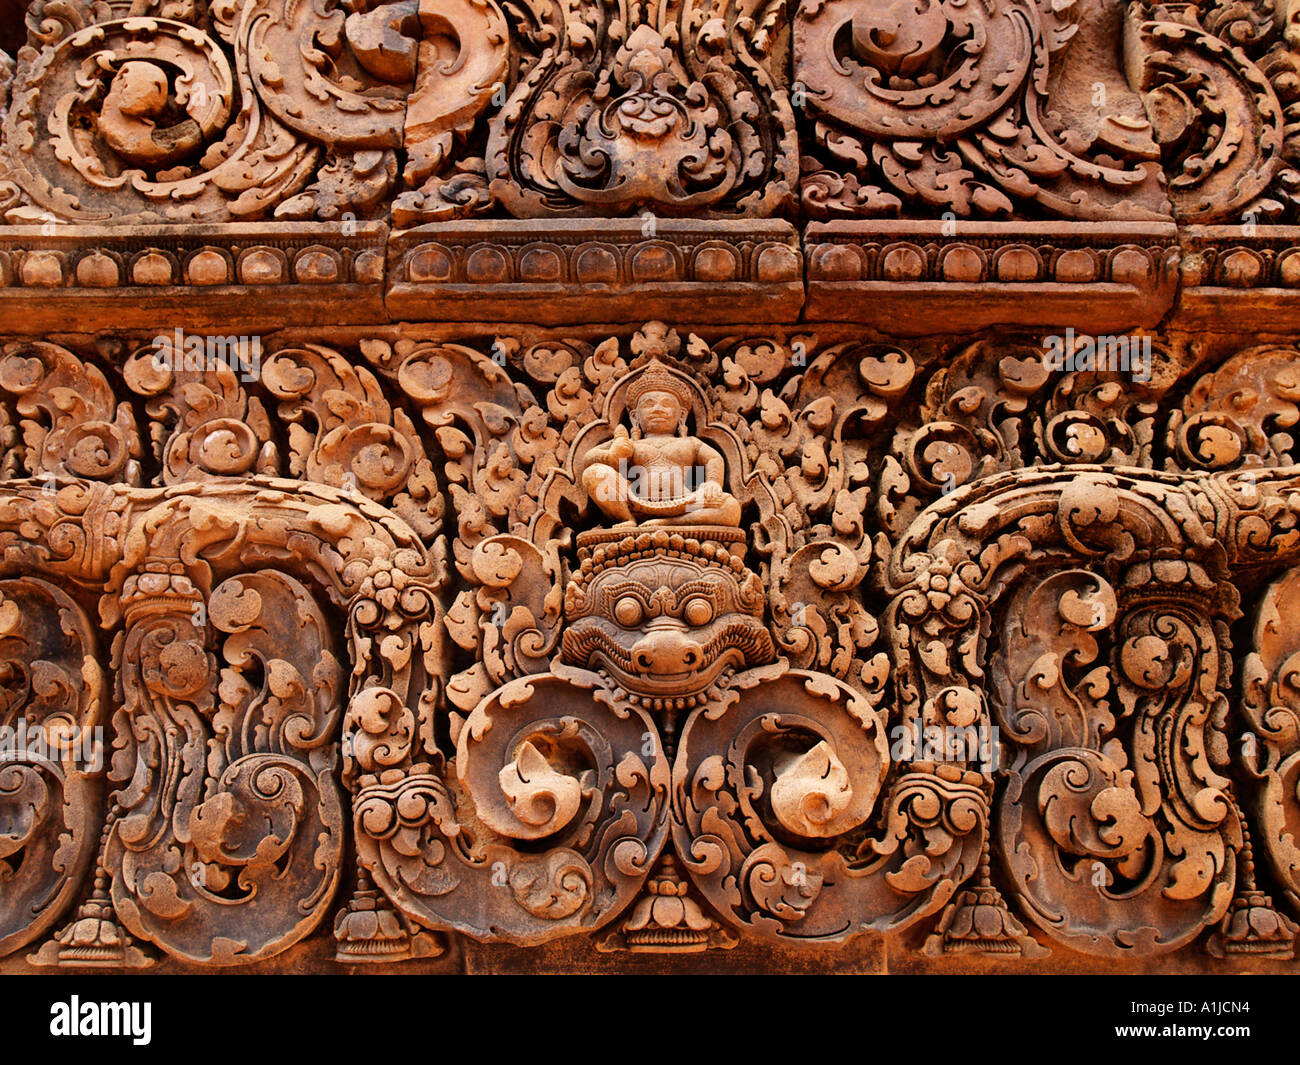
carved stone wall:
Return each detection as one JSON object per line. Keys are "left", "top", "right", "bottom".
{"left": 1, "top": 0, "right": 1299, "bottom": 974}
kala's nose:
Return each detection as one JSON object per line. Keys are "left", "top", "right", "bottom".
{"left": 631, "top": 628, "right": 704, "bottom": 674}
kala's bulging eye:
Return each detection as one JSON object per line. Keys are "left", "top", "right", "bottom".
{"left": 614, "top": 596, "right": 644, "bottom": 627}
{"left": 683, "top": 597, "right": 713, "bottom": 626}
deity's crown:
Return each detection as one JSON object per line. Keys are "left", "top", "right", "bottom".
{"left": 626, "top": 358, "right": 695, "bottom": 410}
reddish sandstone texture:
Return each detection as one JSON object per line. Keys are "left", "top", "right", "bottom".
{"left": 0, "top": 0, "right": 1297, "bottom": 974}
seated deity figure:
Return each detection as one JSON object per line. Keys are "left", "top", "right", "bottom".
{"left": 582, "top": 360, "right": 741, "bottom": 527}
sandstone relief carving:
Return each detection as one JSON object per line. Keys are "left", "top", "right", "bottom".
{"left": 794, "top": 0, "right": 1168, "bottom": 220}
{"left": 0, "top": 0, "right": 1298, "bottom": 978}
{"left": 0, "top": 325, "right": 1293, "bottom": 971}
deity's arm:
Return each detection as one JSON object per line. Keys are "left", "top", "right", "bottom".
{"left": 585, "top": 432, "right": 633, "bottom": 469}
{"left": 695, "top": 441, "right": 727, "bottom": 487}
{"left": 585, "top": 442, "right": 616, "bottom": 467}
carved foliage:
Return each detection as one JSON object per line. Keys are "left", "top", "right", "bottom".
{"left": 0, "top": 341, "right": 142, "bottom": 484}
{"left": 672, "top": 664, "right": 984, "bottom": 941}
{"left": 1, "top": 325, "right": 1300, "bottom": 964}
{"left": 107, "top": 568, "right": 346, "bottom": 965}
{"left": 345, "top": 327, "right": 1003, "bottom": 946}
{"left": 485, "top": 0, "right": 798, "bottom": 217}
{"left": 0, "top": 0, "right": 411, "bottom": 223}
{"left": 795, "top": 0, "right": 1168, "bottom": 219}
{"left": 263, "top": 343, "right": 444, "bottom": 538}
{"left": 993, "top": 567, "right": 1238, "bottom": 955}
{"left": 0, "top": 578, "right": 104, "bottom": 957}
{"left": 1244, "top": 567, "right": 1300, "bottom": 907}
{"left": 1126, "top": 0, "right": 1286, "bottom": 222}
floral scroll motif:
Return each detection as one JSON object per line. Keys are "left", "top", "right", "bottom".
{"left": 0, "top": 328, "right": 1295, "bottom": 965}
{"left": 794, "top": 0, "right": 1169, "bottom": 219}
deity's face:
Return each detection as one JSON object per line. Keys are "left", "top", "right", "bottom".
{"left": 562, "top": 555, "right": 774, "bottom": 702}
{"left": 635, "top": 391, "right": 683, "bottom": 435}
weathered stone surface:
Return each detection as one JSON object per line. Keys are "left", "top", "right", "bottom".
{"left": 0, "top": 0, "right": 1299, "bottom": 976}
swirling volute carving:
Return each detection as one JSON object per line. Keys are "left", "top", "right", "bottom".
{"left": 0, "top": 1, "right": 419, "bottom": 223}
{"left": 390, "top": 337, "right": 566, "bottom": 712}
{"left": 393, "top": 338, "right": 544, "bottom": 551}
{"left": 0, "top": 481, "right": 449, "bottom": 965}
{"left": 752, "top": 343, "right": 909, "bottom": 689}
{"left": 1126, "top": 0, "right": 1285, "bottom": 221}
{"left": 880, "top": 337, "right": 1177, "bottom": 542}
{"left": 880, "top": 342, "right": 1049, "bottom": 538}
{"left": 882, "top": 463, "right": 1300, "bottom": 958}
{"left": 107, "top": 568, "right": 345, "bottom": 966}
{"left": 5, "top": 323, "right": 1300, "bottom": 966}
{"left": 993, "top": 566, "right": 1240, "bottom": 955}
{"left": 393, "top": 0, "right": 512, "bottom": 224}
{"left": 246, "top": 0, "right": 412, "bottom": 148}
{"left": 1169, "top": 346, "right": 1300, "bottom": 473}
{"left": 796, "top": 0, "right": 1168, "bottom": 218}
{"left": 123, "top": 339, "right": 278, "bottom": 485}
{"left": 2, "top": 15, "right": 314, "bottom": 223}
{"left": 0, "top": 342, "right": 142, "bottom": 485}
{"left": 23, "top": 1, "right": 115, "bottom": 50}
{"left": 263, "top": 344, "right": 444, "bottom": 540}
{"left": 1244, "top": 567, "right": 1300, "bottom": 907}
{"left": 672, "top": 664, "right": 984, "bottom": 941}
{"left": 1037, "top": 369, "right": 1160, "bottom": 469}
{"left": 0, "top": 578, "right": 105, "bottom": 957}
{"left": 353, "top": 667, "right": 671, "bottom": 942}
